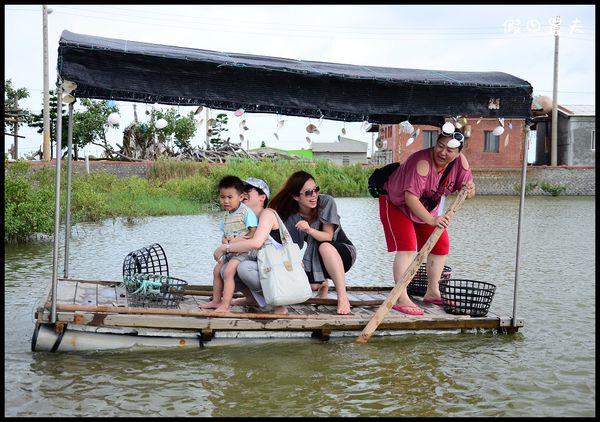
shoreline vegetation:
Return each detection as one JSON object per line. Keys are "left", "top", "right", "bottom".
{"left": 4, "top": 157, "right": 577, "bottom": 244}
{"left": 5, "top": 158, "right": 370, "bottom": 244}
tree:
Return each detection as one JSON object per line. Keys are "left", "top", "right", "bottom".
{"left": 72, "top": 98, "right": 119, "bottom": 160}
{"left": 260, "top": 141, "right": 266, "bottom": 148}
{"left": 4, "top": 79, "right": 32, "bottom": 158}
{"left": 28, "top": 89, "right": 68, "bottom": 160}
{"left": 153, "top": 108, "right": 197, "bottom": 151}
{"left": 208, "top": 113, "right": 228, "bottom": 149}
{"left": 172, "top": 111, "right": 197, "bottom": 150}
{"left": 119, "top": 106, "right": 197, "bottom": 160}
{"left": 4, "top": 79, "right": 31, "bottom": 131}
{"left": 29, "top": 96, "right": 120, "bottom": 160}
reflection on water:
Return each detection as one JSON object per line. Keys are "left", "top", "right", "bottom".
{"left": 5, "top": 196, "right": 595, "bottom": 417}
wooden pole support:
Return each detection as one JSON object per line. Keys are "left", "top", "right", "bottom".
{"left": 355, "top": 186, "right": 469, "bottom": 344}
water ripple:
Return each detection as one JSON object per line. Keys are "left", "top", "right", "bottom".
{"left": 4, "top": 196, "right": 595, "bottom": 417}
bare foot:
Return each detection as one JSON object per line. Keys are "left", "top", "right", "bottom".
{"left": 231, "top": 297, "right": 258, "bottom": 306}
{"left": 423, "top": 287, "right": 442, "bottom": 304}
{"left": 200, "top": 300, "right": 221, "bottom": 309}
{"left": 395, "top": 297, "right": 418, "bottom": 308}
{"left": 337, "top": 297, "right": 351, "bottom": 315}
{"left": 273, "top": 305, "right": 288, "bottom": 315}
{"left": 317, "top": 282, "right": 329, "bottom": 299}
{"left": 423, "top": 294, "right": 443, "bottom": 305}
{"left": 214, "top": 304, "right": 230, "bottom": 313}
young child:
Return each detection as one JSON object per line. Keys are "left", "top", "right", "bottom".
{"left": 201, "top": 175, "right": 258, "bottom": 313}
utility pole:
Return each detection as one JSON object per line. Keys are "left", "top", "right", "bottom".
{"left": 205, "top": 107, "right": 210, "bottom": 149}
{"left": 12, "top": 98, "right": 19, "bottom": 159}
{"left": 551, "top": 15, "right": 560, "bottom": 166}
{"left": 42, "top": 5, "right": 52, "bottom": 161}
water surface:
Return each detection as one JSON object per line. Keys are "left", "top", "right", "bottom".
{"left": 4, "top": 196, "right": 595, "bottom": 417}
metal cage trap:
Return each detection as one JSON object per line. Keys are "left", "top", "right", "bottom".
{"left": 122, "top": 243, "right": 169, "bottom": 278}
{"left": 122, "top": 273, "right": 188, "bottom": 309}
{"left": 121, "top": 243, "right": 187, "bottom": 308}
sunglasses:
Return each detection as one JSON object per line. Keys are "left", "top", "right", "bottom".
{"left": 300, "top": 186, "right": 320, "bottom": 197}
{"left": 441, "top": 130, "right": 465, "bottom": 143}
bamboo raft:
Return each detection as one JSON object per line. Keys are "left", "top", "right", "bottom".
{"left": 31, "top": 277, "right": 524, "bottom": 352}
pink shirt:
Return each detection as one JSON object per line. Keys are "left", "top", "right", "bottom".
{"left": 383, "top": 148, "right": 472, "bottom": 224}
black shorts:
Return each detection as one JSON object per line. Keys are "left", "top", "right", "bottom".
{"left": 306, "top": 241, "right": 354, "bottom": 284}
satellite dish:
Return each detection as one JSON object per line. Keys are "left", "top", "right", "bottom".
{"left": 375, "top": 137, "right": 383, "bottom": 149}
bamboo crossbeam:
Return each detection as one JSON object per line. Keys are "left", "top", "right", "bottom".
{"left": 55, "top": 303, "right": 355, "bottom": 320}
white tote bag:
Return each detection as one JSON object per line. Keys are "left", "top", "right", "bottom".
{"left": 257, "top": 211, "right": 312, "bottom": 306}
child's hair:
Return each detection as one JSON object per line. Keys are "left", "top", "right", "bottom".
{"left": 218, "top": 175, "right": 245, "bottom": 194}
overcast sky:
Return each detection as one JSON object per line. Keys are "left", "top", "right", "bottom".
{"left": 4, "top": 4, "right": 595, "bottom": 159}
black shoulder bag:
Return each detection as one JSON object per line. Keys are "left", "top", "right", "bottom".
{"left": 420, "top": 159, "right": 457, "bottom": 211}
{"left": 368, "top": 158, "right": 456, "bottom": 200}
{"left": 367, "top": 162, "right": 400, "bottom": 198}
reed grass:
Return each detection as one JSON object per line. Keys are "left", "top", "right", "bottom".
{"left": 5, "top": 158, "right": 373, "bottom": 243}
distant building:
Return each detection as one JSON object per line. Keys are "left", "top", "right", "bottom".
{"left": 534, "top": 105, "right": 595, "bottom": 166}
{"left": 310, "top": 137, "right": 369, "bottom": 165}
{"left": 249, "top": 146, "right": 313, "bottom": 159}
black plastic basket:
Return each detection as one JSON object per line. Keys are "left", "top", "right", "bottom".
{"left": 123, "top": 273, "right": 187, "bottom": 308}
{"left": 439, "top": 279, "right": 496, "bottom": 317}
{"left": 122, "top": 243, "right": 169, "bottom": 278}
{"left": 406, "top": 264, "right": 453, "bottom": 297}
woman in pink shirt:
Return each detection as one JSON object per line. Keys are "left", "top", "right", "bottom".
{"left": 379, "top": 129, "right": 476, "bottom": 315}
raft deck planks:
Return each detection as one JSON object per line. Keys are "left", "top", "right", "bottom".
{"left": 35, "top": 278, "right": 523, "bottom": 338}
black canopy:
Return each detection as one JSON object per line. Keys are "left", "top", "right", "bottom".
{"left": 57, "top": 30, "right": 533, "bottom": 125}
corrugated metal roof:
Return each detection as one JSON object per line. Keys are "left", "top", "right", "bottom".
{"left": 311, "top": 137, "right": 368, "bottom": 153}
{"left": 558, "top": 104, "right": 595, "bottom": 116}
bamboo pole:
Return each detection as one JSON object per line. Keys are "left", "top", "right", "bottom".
{"left": 355, "top": 186, "right": 469, "bottom": 344}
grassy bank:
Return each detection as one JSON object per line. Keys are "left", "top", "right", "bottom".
{"left": 5, "top": 158, "right": 372, "bottom": 243}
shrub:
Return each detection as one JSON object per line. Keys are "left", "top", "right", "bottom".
{"left": 514, "top": 181, "right": 538, "bottom": 195}
{"left": 539, "top": 181, "right": 567, "bottom": 196}
{"left": 4, "top": 162, "right": 55, "bottom": 243}
{"left": 4, "top": 158, "right": 373, "bottom": 243}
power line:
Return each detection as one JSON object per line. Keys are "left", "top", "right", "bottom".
{"left": 15, "top": 5, "right": 593, "bottom": 42}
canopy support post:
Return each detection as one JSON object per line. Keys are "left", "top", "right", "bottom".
{"left": 512, "top": 124, "right": 530, "bottom": 327}
{"left": 63, "top": 100, "right": 75, "bottom": 278}
{"left": 50, "top": 86, "right": 64, "bottom": 323}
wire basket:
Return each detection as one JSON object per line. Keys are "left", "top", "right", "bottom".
{"left": 123, "top": 273, "right": 187, "bottom": 308}
{"left": 439, "top": 279, "right": 496, "bottom": 317}
{"left": 123, "top": 243, "right": 169, "bottom": 278}
{"left": 406, "top": 264, "right": 453, "bottom": 297}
